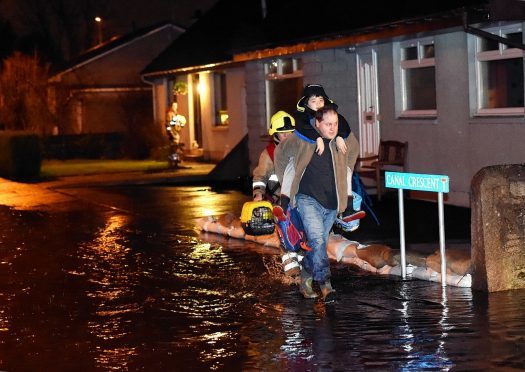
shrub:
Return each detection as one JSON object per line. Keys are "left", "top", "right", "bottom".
{"left": 0, "top": 52, "right": 54, "bottom": 134}
{"left": 0, "top": 131, "right": 42, "bottom": 179}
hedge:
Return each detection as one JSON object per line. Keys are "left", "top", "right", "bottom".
{"left": 0, "top": 131, "right": 42, "bottom": 180}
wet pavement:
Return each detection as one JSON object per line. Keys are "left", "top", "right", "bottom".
{"left": 1, "top": 166, "right": 525, "bottom": 370}
{"left": 0, "top": 161, "right": 216, "bottom": 211}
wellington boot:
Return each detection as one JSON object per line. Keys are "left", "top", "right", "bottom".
{"left": 300, "top": 277, "right": 318, "bottom": 299}
{"left": 281, "top": 252, "right": 301, "bottom": 278}
{"left": 320, "top": 280, "right": 336, "bottom": 303}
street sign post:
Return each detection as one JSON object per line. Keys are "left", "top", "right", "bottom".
{"left": 385, "top": 171, "right": 450, "bottom": 286}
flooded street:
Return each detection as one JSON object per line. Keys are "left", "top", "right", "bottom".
{"left": 1, "top": 185, "right": 524, "bottom": 371}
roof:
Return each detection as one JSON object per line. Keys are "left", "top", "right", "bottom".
{"left": 141, "top": 0, "right": 263, "bottom": 76}
{"left": 142, "top": 0, "right": 491, "bottom": 77}
{"left": 244, "top": 0, "right": 488, "bottom": 49}
{"left": 50, "top": 21, "right": 185, "bottom": 78}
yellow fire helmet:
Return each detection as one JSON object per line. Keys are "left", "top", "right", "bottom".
{"left": 268, "top": 111, "right": 295, "bottom": 136}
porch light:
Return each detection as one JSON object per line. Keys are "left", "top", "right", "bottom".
{"left": 197, "top": 80, "right": 206, "bottom": 95}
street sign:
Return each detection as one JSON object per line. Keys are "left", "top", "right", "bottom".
{"left": 384, "top": 171, "right": 450, "bottom": 286}
{"left": 385, "top": 171, "right": 449, "bottom": 193}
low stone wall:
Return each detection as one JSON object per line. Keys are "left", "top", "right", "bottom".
{"left": 471, "top": 164, "right": 525, "bottom": 292}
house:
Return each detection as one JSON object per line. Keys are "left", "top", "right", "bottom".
{"left": 141, "top": 0, "right": 264, "bottom": 165}
{"left": 48, "top": 22, "right": 184, "bottom": 139}
{"left": 142, "top": 0, "right": 525, "bottom": 207}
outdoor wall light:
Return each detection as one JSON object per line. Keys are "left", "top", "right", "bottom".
{"left": 197, "top": 80, "right": 206, "bottom": 96}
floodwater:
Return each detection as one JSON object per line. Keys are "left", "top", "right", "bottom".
{"left": 1, "top": 185, "right": 524, "bottom": 371}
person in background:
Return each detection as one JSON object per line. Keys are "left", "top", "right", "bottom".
{"left": 274, "top": 103, "right": 360, "bottom": 302}
{"left": 252, "top": 111, "right": 295, "bottom": 204}
{"left": 166, "top": 101, "right": 186, "bottom": 144}
{"left": 165, "top": 101, "right": 187, "bottom": 167}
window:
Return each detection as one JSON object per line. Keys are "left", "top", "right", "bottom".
{"left": 265, "top": 58, "right": 303, "bottom": 123}
{"left": 399, "top": 38, "right": 436, "bottom": 117}
{"left": 475, "top": 25, "right": 524, "bottom": 116}
{"left": 213, "top": 72, "right": 228, "bottom": 126}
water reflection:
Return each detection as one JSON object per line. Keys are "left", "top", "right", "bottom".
{"left": 396, "top": 282, "right": 415, "bottom": 354}
{"left": 1, "top": 187, "right": 525, "bottom": 371}
{"left": 78, "top": 214, "right": 138, "bottom": 369}
{"left": 389, "top": 284, "right": 454, "bottom": 370}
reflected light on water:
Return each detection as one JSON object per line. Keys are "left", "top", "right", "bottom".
{"left": 398, "top": 282, "right": 414, "bottom": 354}
{"left": 0, "top": 302, "right": 10, "bottom": 333}
{"left": 432, "top": 287, "right": 452, "bottom": 370}
{"left": 94, "top": 214, "right": 131, "bottom": 255}
{"left": 189, "top": 242, "right": 213, "bottom": 260}
{"left": 182, "top": 188, "right": 248, "bottom": 220}
{"left": 196, "top": 331, "right": 237, "bottom": 369}
{"left": 202, "top": 331, "right": 230, "bottom": 343}
{"left": 80, "top": 213, "right": 140, "bottom": 370}
{"left": 6, "top": 184, "right": 525, "bottom": 370}
{"left": 396, "top": 284, "right": 453, "bottom": 371}
{"left": 196, "top": 194, "right": 224, "bottom": 219}
{"left": 177, "top": 291, "right": 234, "bottom": 317}
{"left": 280, "top": 305, "right": 312, "bottom": 360}
{"left": 94, "top": 346, "right": 138, "bottom": 371}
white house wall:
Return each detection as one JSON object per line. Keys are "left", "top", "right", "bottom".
{"left": 202, "top": 68, "right": 248, "bottom": 161}
{"left": 245, "top": 61, "right": 268, "bottom": 172}
{"left": 244, "top": 29, "right": 525, "bottom": 208}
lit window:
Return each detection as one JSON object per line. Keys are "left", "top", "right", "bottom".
{"left": 213, "top": 72, "right": 228, "bottom": 126}
{"left": 399, "top": 38, "right": 436, "bottom": 117}
{"left": 474, "top": 25, "right": 524, "bottom": 116}
{"left": 264, "top": 58, "right": 303, "bottom": 122}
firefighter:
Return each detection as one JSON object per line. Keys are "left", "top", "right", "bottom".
{"left": 252, "top": 111, "right": 295, "bottom": 204}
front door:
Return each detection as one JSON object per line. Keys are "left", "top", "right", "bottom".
{"left": 356, "top": 49, "right": 380, "bottom": 159}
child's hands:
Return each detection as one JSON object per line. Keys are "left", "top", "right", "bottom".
{"left": 315, "top": 137, "right": 324, "bottom": 155}
{"left": 336, "top": 136, "right": 347, "bottom": 154}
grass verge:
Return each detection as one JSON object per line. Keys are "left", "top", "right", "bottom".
{"left": 40, "top": 159, "right": 170, "bottom": 177}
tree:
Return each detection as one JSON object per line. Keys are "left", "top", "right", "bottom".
{"left": 0, "top": 52, "right": 54, "bottom": 133}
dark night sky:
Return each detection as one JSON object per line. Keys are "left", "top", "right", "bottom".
{"left": 0, "top": 0, "right": 218, "bottom": 38}
{"left": 0, "top": 0, "right": 219, "bottom": 63}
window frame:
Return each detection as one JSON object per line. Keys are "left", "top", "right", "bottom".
{"left": 264, "top": 58, "right": 303, "bottom": 80}
{"left": 398, "top": 37, "right": 437, "bottom": 118}
{"left": 474, "top": 24, "right": 524, "bottom": 116}
{"left": 264, "top": 57, "right": 303, "bottom": 124}
{"left": 212, "top": 71, "right": 229, "bottom": 126}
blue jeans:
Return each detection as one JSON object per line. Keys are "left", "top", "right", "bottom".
{"left": 295, "top": 193, "right": 337, "bottom": 282}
